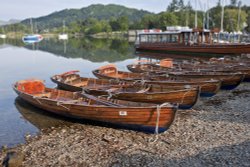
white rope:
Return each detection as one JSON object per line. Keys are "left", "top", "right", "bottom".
{"left": 180, "top": 87, "right": 194, "bottom": 106}
{"left": 155, "top": 102, "right": 172, "bottom": 134}
{"left": 81, "top": 87, "right": 87, "bottom": 94}
{"left": 56, "top": 101, "right": 70, "bottom": 110}
{"left": 133, "top": 79, "right": 146, "bottom": 86}
{"left": 149, "top": 102, "right": 173, "bottom": 143}
{"left": 33, "top": 96, "right": 42, "bottom": 105}
{"left": 107, "top": 91, "right": 113, "bottom": 100}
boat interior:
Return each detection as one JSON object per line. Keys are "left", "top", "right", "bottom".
{"left": 15, "top": 80, "right": 162, "bottom": 107}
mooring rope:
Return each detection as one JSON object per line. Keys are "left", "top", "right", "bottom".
{"left": 155, "top": 102, "right": 172, "bottom": 134}
{"left": 149, "top": 102, "right": 173, "bottom": 143}
{"left": 180, "top": 87, "right": 193, "bottom": 106}
{"left": 56, "top": 101, "right": 70, "bottom": 111}
{"left": 33, "top": 96, "right": 42, "bottom": 105}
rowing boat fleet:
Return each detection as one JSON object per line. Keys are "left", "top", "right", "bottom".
{"left": 13, "top": 57, "right": 249, "bottom": 133}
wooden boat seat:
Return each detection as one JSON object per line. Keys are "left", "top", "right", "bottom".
{"left": 34, "top": 92, "right": 51, "bottom": 98}
{"left": 73, "top": 82, "right": 88, "bottom": 87}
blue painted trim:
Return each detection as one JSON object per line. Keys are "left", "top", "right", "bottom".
{"left": 200, "top": 92, "right": 216, "bottom": 97}
{"left": 178, "top": 104, "right": 193, "bottom": 110}
{"left": 221, "top": 85, "right": 239, "bottom": 90}
{"left": 243, "top": 78, "right": 250, "bottom": 82}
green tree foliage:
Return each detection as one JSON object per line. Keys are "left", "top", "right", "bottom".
{"left": 167, "top": 0, "right": 179, "bottom": 12}
{"left": 2, "top": 3, "right": 250, "bottom": 34}
{"left": 118, "top": 16, "right": 129, "bottom": 31}
{"left": 210, "top": 6, "right": 247, "bottom": 32}
{"left": 20, "top": 4, "right": 151, "bottom": 30}
{"left": 178, "top": 0, "right": 185, "bottom": 10}
{"left": 158, "top": 12, "right": 178, "bottom": 29}
{"left": 224, "top": 8, "right": 247, "bottom": 31}
{"left": 230, "top": 0, "right": 238, "bottom": 7}
{"left": 140, "top": 14, "right": 158, "bottom": 29}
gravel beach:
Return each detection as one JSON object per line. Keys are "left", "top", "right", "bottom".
{"left": 1, "top": 83, "right": 249, "bottom": 167}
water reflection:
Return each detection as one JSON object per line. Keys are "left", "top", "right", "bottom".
{"left": 0, "top": 37, "right": 135, "bottom": 62}
{"left": 15, "top": 97, "right": 72, "bottom": 130}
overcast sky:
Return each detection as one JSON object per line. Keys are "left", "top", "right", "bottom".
{"left": 1, "top": 0, "right": 250, "bottom": 21}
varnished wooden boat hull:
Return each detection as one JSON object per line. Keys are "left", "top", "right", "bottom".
{"left": 13, "top": 84, "right": 177, "bottom": 133}
{"left": 97, "top": 89, "right": 199, "bottom": 110}
{"left": 136, "top": 43, "right": 250, "bottom": 55}
{"left": 127, "top": 64, "right": 161, "bottom": 73}
{"left": 51, "top": 75, "right": 200, "bottom": 109}
{"left": 169, "top": 73, "right": 245, "bottom": 90}
{"left": 92, "top": 69, "right": 221, "bottom": 97}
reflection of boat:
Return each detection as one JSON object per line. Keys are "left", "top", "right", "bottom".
{"left": 58, "top": 34, "right": 68, "bottom": 40}
{"left": 22, "top": 34, "right": 43, "bottom": 44}
{"left": 13, "top": 79, "right": 177, "bottom": 133}
{"left": 58, "top": 20, "right": 68, "bottom": 40}
{"left": 15, "top": 97, "right": 71, "bottom": 130}
{"left": 0, "top": 34, "right": 6, "bottom": 39}
{"left": 0, "top": 27, "right": 7, "bottom": 39}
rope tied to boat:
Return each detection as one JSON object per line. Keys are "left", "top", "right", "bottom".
{"left": 149, "top": 102, "right": 173, "bottom": 143}
{"left": 33, "top": 96, "right": 42, "bottom": 105}
{"left": 56, "top": 101, "right": 70, "bottom": 111}
{"left": 81, "top": 87, "right": 87, "bottom": 94}
{"left": 107, "top": 90, "right": 113, "bottom": 100}
{"left": 180, "top": 86, "right": 194, "bottom": 106}
{"left": 155, "top": 102, "right": 172, "bottom": 134}
{"left": 133, "top": 79, "right": 146, "bottom": 86}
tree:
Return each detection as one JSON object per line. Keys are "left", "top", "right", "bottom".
{"left": 167, "top": 0, "right": 179, "bottom": 12}
{"left": 178, "top": 0, "right": 185, "bottom": 10}
{"left": 109, "top": 17, "right": 120, "bottom": 31}
{"left": 140, "top": 14, "right": 158, "bottom": 29}
{"left": 224, "top": 8, "right": 247, "bottom": 32}
{"left": 100, "top": 20, "right": 112, "bottom": 33}
{"left": 217, "top": 0, "right": 221, "bottom": 7}
{"left": 117, "top": 16, "right": 129, "bottom": 31}
{"left": 230, "top": 0, "right": 238, "bottom": 6}
{"left": 185, "top": 1, "right": 193, "bottom": 11}
{"left": 245, "top": 14, "right": 250, "bottom": 33}
{"left": 158, "top": 12, "right": 178, "bottom": 29}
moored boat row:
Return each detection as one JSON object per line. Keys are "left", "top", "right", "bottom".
{"left": 13, "top": 56, "right": 249, "bottom": 134}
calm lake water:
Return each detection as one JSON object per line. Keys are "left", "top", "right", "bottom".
{"left": 0, "top": 37, "right": 138, "bottom": 147}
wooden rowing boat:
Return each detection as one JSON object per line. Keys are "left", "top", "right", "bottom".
{"left": 179, "top": 64, "right": 250, "bottom": 82}
{"left": 51, "top": 72, "right": 200, "bottom": 109}
{"left": 127, "top": 62, "right": 246, "bottom": 88}
{"left": 51, "top": 70, "right": 121, "bottom": 92}
{"left": 92, "top": 64, "right": 221, "bottom": 97}
{"left": 127, "top": 63, "right": 170, "bottom": 74}
{"left": 169, "top": 71, "right": 245, "bottom": 90}
{"left": 13, "top": 79, "right": 177, "bottom": 133}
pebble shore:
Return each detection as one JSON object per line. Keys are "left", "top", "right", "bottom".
{"left": 1, "top": 83, "right": 249, "bottom": 167}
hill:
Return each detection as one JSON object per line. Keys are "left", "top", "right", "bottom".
{"left": 0, "top": 19, "right": 20, "bottom": 26}
{"left": 21, "top": 4, "right": 152, "bottom": 30}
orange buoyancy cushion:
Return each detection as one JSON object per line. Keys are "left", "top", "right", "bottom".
{"left": 159, "top": 58, "right": 173, "bottom": 68}
{"left": 98, "top": 64, "right": 117, "bottom": 75}
{"left": 17, "top": 79, "right": 45, "bottom": 94}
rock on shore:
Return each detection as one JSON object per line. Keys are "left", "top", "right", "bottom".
{"left": 1, "top": 83, "right": 249, "bottom": 166}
